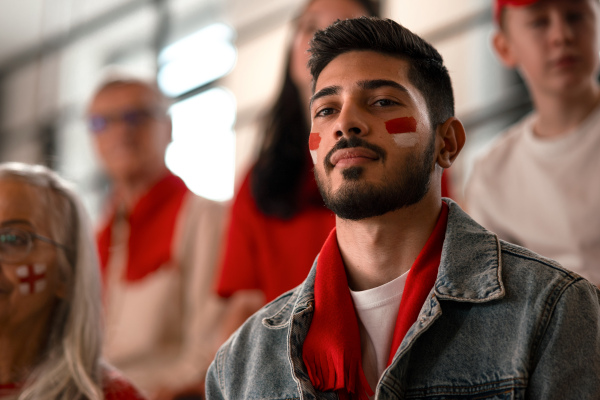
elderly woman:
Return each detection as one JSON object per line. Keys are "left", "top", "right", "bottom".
{"left": 0, "top": 163, "right": 144, "bottom": 400}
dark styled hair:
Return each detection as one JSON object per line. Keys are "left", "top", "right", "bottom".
{"left": 251, "top": 0, "right": 380, "bottom": 219}
{"left": 309, "top": 17, "right": 454, "bottom": 128}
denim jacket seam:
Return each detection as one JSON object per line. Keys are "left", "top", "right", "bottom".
{"left": 215, "top": 345, "right": 226, "bottom": 397}
{"left": 262, "top": 290, "right": 299, "bottom": 329}
{"left": 287, "top": 315, "right": 303, "bottom": 400}
{"left": 401, "top": 377, "right": 528, "bottom": 397}
{"left": 529, "top": 276, "right": 582, "bottom": 366}
{"left": 501, "top": 246, "right": 574, "bottom": 278}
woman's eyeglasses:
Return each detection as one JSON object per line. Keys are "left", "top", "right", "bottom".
{"left": 0, "top": 227, "right": 71, "bottom": 263}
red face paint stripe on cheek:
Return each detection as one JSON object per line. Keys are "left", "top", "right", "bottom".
{"left": 385, "top": 117, "right": 417, "bottom": 134}
{"left": 309, "top": 132, "right": 321, "bottom": 151}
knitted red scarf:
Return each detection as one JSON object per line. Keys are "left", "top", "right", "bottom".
{"left": 96, "top": 172, "right": 189, "bottom": 282}
{"left": 303, "top": 203, "right": 448, "bottom": 399}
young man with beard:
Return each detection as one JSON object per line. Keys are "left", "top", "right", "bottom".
{"left": 205, "top": 17, "right": 600, "bottom": 400}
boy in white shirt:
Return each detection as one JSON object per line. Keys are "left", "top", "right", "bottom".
{"left": 465, "top": 0, "right": 600, "bottom": 285}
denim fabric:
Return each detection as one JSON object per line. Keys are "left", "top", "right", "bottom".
{"left": 206, "top": 199, "right": 600, "bottom": 400}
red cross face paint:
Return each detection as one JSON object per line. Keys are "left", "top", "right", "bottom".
{"left": 385, "top": 117, "right": 419, "bottom": 147}
{"left": 309, "top": 132, "right": 321, "bottom": 164}
{"left": 15, "top": 263, "right": 47, "bottom": 295}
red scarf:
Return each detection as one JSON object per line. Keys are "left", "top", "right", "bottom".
{"left": 303, "top": 203, "right": 448, "bottom": 399}
{"left": 96, "top": 173, "right": 189, "bottom": 282}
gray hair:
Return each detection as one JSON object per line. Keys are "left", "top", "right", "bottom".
{"left": 0, "top": 163, "right": 104, "bottom": 400}
{"left": 89, "top": 74, "right": 172, "bottom": 117}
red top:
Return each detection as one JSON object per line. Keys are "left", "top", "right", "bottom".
{"left": 0, "top": 369, "right": 146, "bottom": 400}
{"left": 216, "top": 170, "right": 336, "bottom": 303}
{"left": 104, "top": 369, "right": 147, "bottom": 399}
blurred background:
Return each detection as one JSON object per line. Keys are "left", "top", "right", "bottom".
{"left": 0, "top": 0, "right": 531, "bottom": 219}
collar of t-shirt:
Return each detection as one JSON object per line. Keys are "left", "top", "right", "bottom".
{"left": 350, "top": 270, "right": 409, "bottom": 391}
{"left": 523, "top": 102, "right": 600, "bottom": 158}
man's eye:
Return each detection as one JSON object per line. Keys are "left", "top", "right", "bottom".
{"left": 315, "top": 108, "right": 335, "bottom": 117}
{"left": 373, "top": 99, "right": 398, "bottom": 107}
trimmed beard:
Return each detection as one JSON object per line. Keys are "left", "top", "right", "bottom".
{"left": 315, "top": 134, "right": 435, "bottom": 221}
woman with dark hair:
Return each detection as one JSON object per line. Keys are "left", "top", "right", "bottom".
{"left": 214, "top": 0, "right": 380, "bottom": 328}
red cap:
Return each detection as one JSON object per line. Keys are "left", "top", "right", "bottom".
{"left": 494, "top": 0, "right": 540, "bottom": 25}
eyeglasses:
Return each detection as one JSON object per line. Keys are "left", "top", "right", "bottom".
{"left": 0, "top": 227, "right": 71, "bottom": 263}
{"left": 87, "top": 108, "right": 162, "bottom": 134}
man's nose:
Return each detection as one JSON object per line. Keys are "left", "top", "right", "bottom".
{"left": 333, "top": 105, "right": 369, "bottom": 139}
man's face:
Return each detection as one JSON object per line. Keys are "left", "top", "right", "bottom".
{"left": 498, "top": 0, "right": 600, "bottom": 96}
{"left": 309, "top": 51, "right": 437, "bottom": 220}
{"left": 87, "top": 83, "right": 171, "bottom": 182}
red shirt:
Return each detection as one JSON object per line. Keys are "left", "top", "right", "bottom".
{"left": 216, "top": 171, "right": 335, "bottom": 303}
{"left": 0, "top": 369, "right": 146, "bottom": 400}
{"left": 104, "top": 369, "right": 147, "bottom": 399}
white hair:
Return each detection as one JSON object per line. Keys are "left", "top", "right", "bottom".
{"left": 0, "top": 162, "right": 105, "bottom": 400}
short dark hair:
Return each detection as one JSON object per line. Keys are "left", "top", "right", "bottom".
{"left": 308, "top": 17, "right": 454, "bottom": 127}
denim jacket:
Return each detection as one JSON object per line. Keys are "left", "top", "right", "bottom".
{"left": 206, "top": 200, "right": 600, "bottom": 399}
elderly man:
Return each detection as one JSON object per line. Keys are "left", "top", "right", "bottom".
{"left": 87, "top": 78, "right": 224, "bottom": 399}
{"left": 206, "top": 17, "right": 600, "bottom": 400}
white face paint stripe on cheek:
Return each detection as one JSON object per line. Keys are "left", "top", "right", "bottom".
{"left": 310, "top": 149, "right": 318, "bottom": 165}
{"left": 391, "top": 134, "right": 419, "bottom": 147}
{"left": 309, "top": 132, "right": 321, "bottom": 164}
{"left": 385, "top": 117, "right": 419, "bottom": 148}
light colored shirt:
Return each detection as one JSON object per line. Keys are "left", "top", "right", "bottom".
{"left": 465, "top": 104, "right": 600, "bottom": 285}
{"left": 350, "top": 271, "right": 409, "bottom": 391}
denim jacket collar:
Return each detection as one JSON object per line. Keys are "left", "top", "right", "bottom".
{"left": 263, "top": 199, "right": 505, "bottom": 329}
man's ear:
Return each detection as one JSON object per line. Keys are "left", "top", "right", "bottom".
{"left": 436, "top": 117, "right": 466, "bottom": 169}
{"left": 493, "top": 30, "right": 518, "bottom": 68}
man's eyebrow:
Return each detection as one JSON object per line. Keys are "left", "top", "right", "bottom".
{"left": 358, "top": 79, "right": 410, "bottom": 94}
{"left": 309, "top": 86, "right": 340, "bottom": 109}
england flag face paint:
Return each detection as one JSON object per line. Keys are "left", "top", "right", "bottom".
{"left": 385, "top": 117, "right": 418, "bottom": 147}
{"left": 309, "top": 132, "right": 321, "bottom": 164}
{"left": 15, "top": 263, "right": 47, "bottom": 295}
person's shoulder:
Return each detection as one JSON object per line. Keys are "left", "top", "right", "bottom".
{"left": 498, "top": 238, "right": 599, "bottom": 298}
{"left": 102, "top": 368, "right": 147, "bottom": 400}
{"left": 209, "top": 286, "right": 304, "bottom": 396}
{"left": 216, "top": 285, "right": 302, "bottom": 360}
{"left": 230, "top": 286, "right": 299, "bottom": 339}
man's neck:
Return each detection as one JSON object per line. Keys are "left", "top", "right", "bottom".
{"left": 113, "top": 166, "right": 169, "bottom": 212}
{"left": 335, "top": 195, "right": 443, "bottom": 292}
{"left": 531, "top": 82, "right": 600, "bottom": 139}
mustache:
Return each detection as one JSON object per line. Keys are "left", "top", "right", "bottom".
{"left": 324, "top": 136, "right": 387, "bottom": 168}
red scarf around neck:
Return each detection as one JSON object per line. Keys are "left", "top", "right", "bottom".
{"left": 302, "top": 202, "right": 449, "bottom": 399}
{"left": 96, "top": 173, "right": 189, "bottom": 282}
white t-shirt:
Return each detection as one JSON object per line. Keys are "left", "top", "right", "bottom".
{"left": 465, "top": 104, "right": 600, "bottom": 285}
{"left": 350, "top": 271, "right": 409, "bottom": 392}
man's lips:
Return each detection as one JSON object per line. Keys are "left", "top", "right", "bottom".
{"left": 330, "top": 147, "right": 379, "bottom": 166}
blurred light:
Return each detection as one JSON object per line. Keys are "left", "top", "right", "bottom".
{"left": 166, "top": 88, "right": 236, "bottom": 201}
{"left": 158, "top": 23, "right": 237, "bottom": 97}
